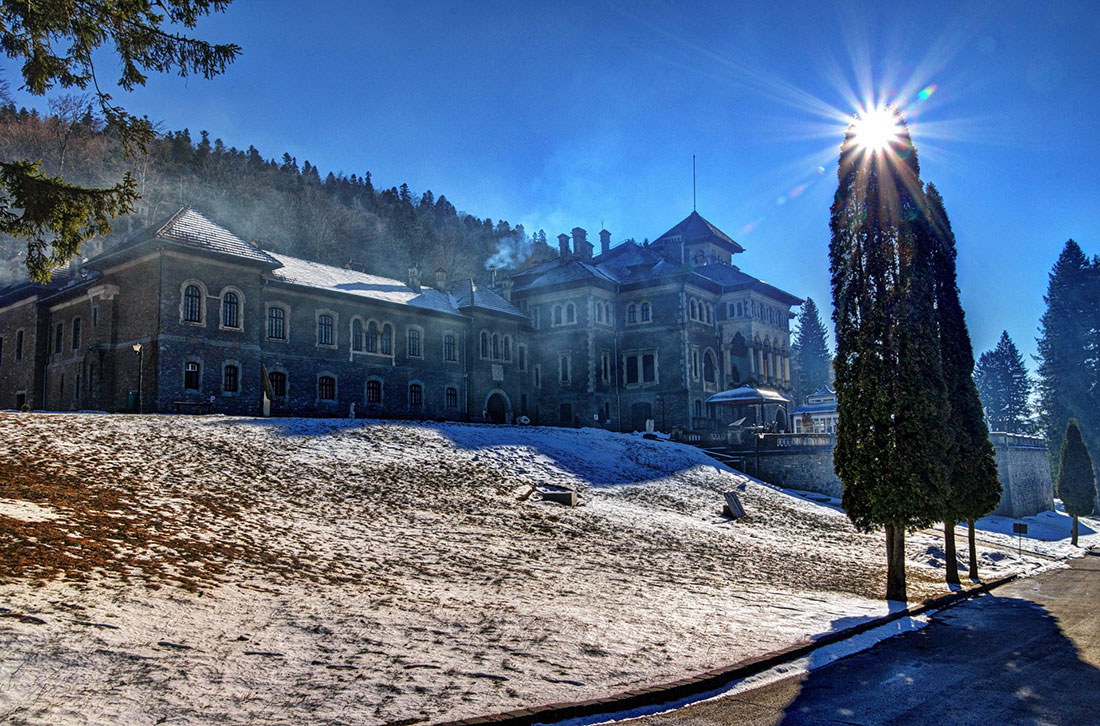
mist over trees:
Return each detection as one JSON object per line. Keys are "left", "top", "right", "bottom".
{"left": 1036, "top": 240, "right": 1100, "bottom": 486}
{"left": 974, "top": 331, "right": 1034, "bottom": 434}
{"left": 0, "top": 101, "right": 555, "bottom": 286}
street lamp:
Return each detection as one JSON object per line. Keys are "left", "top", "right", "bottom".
{"left": 132, "top": 343, "right": 143, "bottom": 413}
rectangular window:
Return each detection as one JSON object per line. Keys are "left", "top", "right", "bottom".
{"left": 534, "top": 365, "right": 542, "bottom": 389}
{"left": 626, "top": 355, "right": 639, "bottom": 385}
{"left": 269, "top": 371, "right": 287, "bottom": 397}
{"left": 75, "top": 373, "right": 81, "bottom": 402}
{"left": 408, "top": 328, "right": 421, "bottom": 357}
{"left": 54, "top": 323, "right": 63, "bottom": 354}
{"left": 444, "top": 334, "right": 456, "bottom": 361}
{"left": 366, "top": 379, "right": 382, "bottom": 403}
{"left": 72, "top": 318, "right": 81, "bottom": 350}
{"left": 184, "top": 361, "right": 200, "bottom": 390}
{"left": 318, "top": 375, "right": 336, "bottom": 400}
{"left": 92, "top": 306, "right": 98, "bottom": 327}
{"left": 601, "top": 351, "right": 610, "bottom": 384}
{"left": 268, "top": 307, "right": 286, "bottom": 339}
{"left": 15, "top": 330, "right": 22, "bottom": 360}
{"left": 559, "top": 354, "right": 570, "bottom": 384}
{"left": 446, "top": 387, "right": 458, "bottom": 408}
{"left": 519, "top": 344, "right": 528, "bottom": 372}
{"left": 643, "top": 354, "right": 656, "bottom": 383}
{"left": 223, "top": 365, "right": 239, "bottom": 393}
{"left": 409, "top": 383, "right": 423, "bottom": 407}
{"left": 691, "top": 349, "right": 700, "bottom": 380}
{"left": 317, "top": 313, "right": 334, "bottom": 346}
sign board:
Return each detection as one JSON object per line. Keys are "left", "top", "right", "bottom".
{"left": 1013, "top": 523, "right": 1028, "bottom": 535}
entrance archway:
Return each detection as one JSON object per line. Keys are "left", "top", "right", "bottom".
{"left": 484, "top": 390, "right": 510, "bottom": 424}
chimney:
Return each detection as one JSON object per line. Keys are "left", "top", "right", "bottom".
{"left": 599, "top": 229, "right": 611, "bottom": 255}
{"left": 573, "top": 227, "right": 593, "bottom": 262}
{"left": 408, "top": 264, "right": 421, "bottom": 293}
{"left": 435, "top": 267, "right": 447, "bottom": 290}
{"left": 502, "top": 278, "right": 514, "bottom": 302}
{"left": 557, "top": 233, "right": 571, "bottom": 259}
{"left": 489, "top": 265, "right": 497, "bottom": 286}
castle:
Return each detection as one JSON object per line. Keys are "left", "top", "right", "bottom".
{"left": 0, "top": 207, "right": 801, "bottom": 432}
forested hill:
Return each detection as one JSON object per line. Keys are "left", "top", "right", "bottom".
{"left": 0, "top": 102, "right": 556, "bottom": 285}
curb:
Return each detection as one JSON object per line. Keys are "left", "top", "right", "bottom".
{"left": 435, "top": 574, "right": 1018, "bottom": 726}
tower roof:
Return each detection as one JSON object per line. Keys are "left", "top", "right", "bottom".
{"left": 652, "top": 211, "right": 745, "bottom": 254}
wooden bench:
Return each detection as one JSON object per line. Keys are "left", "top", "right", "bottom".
{"left": 173, "top": 400, "right": 212, "bottom": 415}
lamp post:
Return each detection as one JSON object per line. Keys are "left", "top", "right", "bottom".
{"left": 132, "top": 343, "right": 143, "bottom": 413}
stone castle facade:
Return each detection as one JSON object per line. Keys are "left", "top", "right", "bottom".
{"left": 0, "top": 207, "right": 801, "bottom": 431}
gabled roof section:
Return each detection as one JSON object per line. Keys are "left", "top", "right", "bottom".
{"left": 451, "top": 279, "right": 527, "bottom": 318}
{"left": 652, "top": 211, "right": 745, "bottom": 254}
{"left": 266, "top": 253, "right": 461, "bottom": 316}
{"left": 152, "top": 207, "right": 280, "bottom": 266}
{"left": 511, "top": 258, "right": 617, "bottom": 292}
{"left": 695, "top": 263, "right": 803, "bottom": 306}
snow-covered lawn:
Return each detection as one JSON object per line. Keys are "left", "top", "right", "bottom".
{"left": 0, "top": 414, "right": 1059, "bottom": 725}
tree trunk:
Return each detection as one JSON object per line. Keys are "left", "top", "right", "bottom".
{"left": 885, "top": 525, "right": 907, "bottom": 602}
{"left": 944, "top": 520, "right": 960, "bottom": 585}
{"left": 968, "top": 519, "right": 979, "bottom": 581}
{"left": 1072, "top": 515, "right": 1079, "bottom": 547}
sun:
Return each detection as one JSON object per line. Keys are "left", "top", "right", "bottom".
{"left": 852, "top": 106, "right": 902, "bottom": 152}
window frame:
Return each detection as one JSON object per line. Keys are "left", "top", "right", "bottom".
{"left": 183, "top": 360, "right": 201, "bottom": 391}
{"left": 222, "top": 361, "right": 240, "bottom": 395}
{"left": 406, "top": 325, "right": 423, "bottom": 358}
{"left": 443, "top": 331, "right": 458, "bottom": 363}
{"left": 408, "top": 381, "right": 424, "bottom": 408}
{"left": 180, "top": 280, "right": 207, "bottom": 326}
{"left": 365, "top": 377, "right": 383, "bottom": 405}
{"left": 316, "top": 310, "right": 337, "bottom": 348}
{"left": 266, "top": 303, "right": 289, "bottom": 341}
{"left": 219, "top": 287, "right": 244, "bottom": 331}
{"left": 71, "top": 317, "right": 81, "bottom": 350}
{"left": 317, "top": 373, "right": 337, "bottom": 401}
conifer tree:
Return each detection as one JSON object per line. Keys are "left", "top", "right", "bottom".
{"left": 829, "top": 109, "right": 949, "bottom": 602}
{"left": 792, "top": 297, "right": 832, "bottom": 404}
{"left": 1057, "top": 419, "right": 1097, "bottom": 546}
{"left": 975, "top": 332, "right": 1033, "bottom": 434}
{"left": 926, "top": 184, "right": 1000, "bottom": 584}
{"left": 1037, "top": 241, "right": 1098, "bottom": 483}
{"left": 0, "top": 0, "right": 240, "bottom": 281}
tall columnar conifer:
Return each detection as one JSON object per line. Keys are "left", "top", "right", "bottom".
{"left": 792, "top": 297, "right": 832, "bottom": 404}
{"left": 1057, "top": 419, "right": 1097, "bottom": 546}
{"left": 925, "top": 184, "right": 1000, "bottom": 584}
{"left": 1037, "top": 241, "right": 1099, "bottom": 495}
{"left": 829, "top": 109, "right": 949, "bottom": 602}
{"left": 975, "top": 332, "right": 1034, "bottom": 434}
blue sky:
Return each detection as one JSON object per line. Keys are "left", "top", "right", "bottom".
{"left": 7, "top": 1, "right": 1100, "bottom": 369}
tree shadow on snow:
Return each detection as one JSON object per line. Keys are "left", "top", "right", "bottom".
{"left": 773, "top": 593, "right": 1100, "bottom": 725}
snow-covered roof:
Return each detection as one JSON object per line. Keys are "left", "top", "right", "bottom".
{"left": 151, "top": 208, "right": 280, "bottom": 266}
{"left": 792, "top": 401, "right": 838, "bottom": 416}
{"left": 266, "top": 253, "right": 461, "bottom": 315}
{"left": 450, "top": 279, "right": 527, "bottom": 318}
{"left": 706, "top": 386, "right": 790, "bottom": 405}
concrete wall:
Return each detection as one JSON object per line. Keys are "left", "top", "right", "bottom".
{"left": 991, "top": 433, "right": 1054, "bottom": 518}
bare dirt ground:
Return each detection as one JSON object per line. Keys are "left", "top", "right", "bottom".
{"left": 0, "top": 414, "right": 1040, "bottom": 725}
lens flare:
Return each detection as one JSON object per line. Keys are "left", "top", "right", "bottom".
{"left": 852, "top": 106, "right": 901, "bottom": 152}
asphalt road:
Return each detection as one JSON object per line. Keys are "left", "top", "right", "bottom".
{"left": 634, "top": 552, "right": 1100, "bottom": 725}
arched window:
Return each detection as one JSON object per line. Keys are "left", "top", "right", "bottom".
{"left": 183, "top": 284, "right": 202, "bottom": 323}
{"left": 184, "top": 361, "right": 200, "bottom": 390}
{"left": 480, "top": 331, "right": 489, "bottom": 359}
{"left": 317, "top": 313, "right": 334, "bottom": 346}
{"left": 366, "top": 379, "right": 382, "bottom": 404}
{"left": 736, "top": 302, "right": 743, "bottom": 317}
{"left": 690, "top": 299, "right": 698, "bottom": 320}
{"left": 503, "top": 335, "right": 512, "bottom": 362}
{"left": 381, "top": 324, "right": 393, "bottom": 355}
{"left": 706, "top": 304, "right": 713, "bottom": 324}
{"left": 553, "top": 305, "right": 563, "bottom": 326}
{"left": 221, "top": 291, "right": 239, "bottom": 328}
{"left": 444, "top": 334, "right": 457, "bottom": 362}
{"left": 351, "top": 319, "right": 363, "bottom": 352}
{"left": 628, "top": 304, "right": 637, "bottom": 324}
{"left": 409, "top": 383, "right": 423, "bottom": 407}
{"left": 445, "top": 387, "right": 458, "bottom": 409}
{"left": 596, "top": 304, "right": 604, "bottom": 323}
{"left": 565, "top": 303, "right": 576, "bottom": 324}
{"left": 318, "top": 375, "right": 336, "bottom": 400}
{"left": 703, "top": 350, "right": 717, "bottom": 384}
{"left": 267, "top": 306, "right": 285, "bottom": 339}
{"left": 641, "top": 302, "right": 651, "bottom": 322}
{"left": 407, "top": 327, "right": 421, "bottom": 357}
{"left": 492, "top": 333, "right": 500, "bottom": 360}
{"left": 366, "top": 321, "right": 378, "bottom": 353}
{"left": 268, "top": 371, "right": 287, "bottom": 398}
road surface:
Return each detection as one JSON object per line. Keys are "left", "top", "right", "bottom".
{"left": 632, "top": 552, "right": 1100, "bottom": 725}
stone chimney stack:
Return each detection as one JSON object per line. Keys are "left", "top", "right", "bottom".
{"left": 435, "top": 267, "right": 447, "bottom": 290}
{"left": 599, "top": 229, "right": 611, "bottom": 255}
{"left": 573, "top": 227, "right": 593, "bottom": 261}
{"left": 408, "top": 264, "right": 421, "bottom": 293}
{"left": 558, "top": 233, "right": 571, "bottom": 259}
{"left": 502, "top": 278, "right": 514, "bottom": 302}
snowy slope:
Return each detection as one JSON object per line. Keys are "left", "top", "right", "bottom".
{"left": 0, "top": 414, "right": 1051, "bottom": 725}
